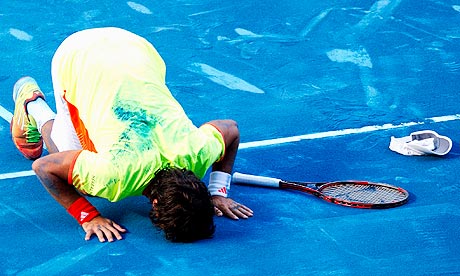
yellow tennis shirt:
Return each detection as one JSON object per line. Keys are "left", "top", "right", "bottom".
{"left": 53, "top": 27, "right": 225, "bottom": 202}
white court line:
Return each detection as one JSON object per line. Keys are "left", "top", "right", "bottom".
{"left": 2, "top": 113, "right": 460, "bottom": 180}
{"left": 0, "top": 105, "right": 13, "bottom": 122}
{"left": 0, "top": 104, "right": 33, "bottom": 180}
{"left": 0, "top": 170, "right": 35, "bottom": 180}
{"left": 239, "top": 114, "right": 460, "bottom": 149}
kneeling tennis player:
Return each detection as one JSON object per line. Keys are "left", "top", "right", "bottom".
{"left": 10, "top": 27, "right": 253, "bottom": 243}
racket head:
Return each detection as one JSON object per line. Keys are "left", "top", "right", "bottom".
{"left": 283, "top": 181, "right": 409, "bottom": 209}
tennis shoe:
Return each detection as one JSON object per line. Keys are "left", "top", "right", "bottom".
{"left": 10, "top": 76, "right": 45, "bottom": 160}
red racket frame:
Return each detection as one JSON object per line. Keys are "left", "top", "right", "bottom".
{"left": 280, "top": 181, "right": 409, "bottom": 209}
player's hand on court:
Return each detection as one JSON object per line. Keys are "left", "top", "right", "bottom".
{"left": 82, "top": 216, "right": 127, "bottom": 242}
{"left": 212, "top": 196, "right": 253, "bottom": 220}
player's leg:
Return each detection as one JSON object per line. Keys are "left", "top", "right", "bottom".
{"left": 48, "top": 108, "right": 82, "bottom": 152}
{"left": 40, "top": 120, "right": 58, "bottom": 154}
{"left": 11, "top": 75, "right": 81, "bottom": 157}
{"left": 11, "top": 77, "right": 56, "bottom": 159}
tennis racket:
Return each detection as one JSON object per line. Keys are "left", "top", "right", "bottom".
{"left": 232, "top": 172, "right": 409, "bottom": 209}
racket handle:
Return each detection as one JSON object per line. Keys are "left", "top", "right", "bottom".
{"left": 232, "top": 172, "right": 281, "bottom": 188}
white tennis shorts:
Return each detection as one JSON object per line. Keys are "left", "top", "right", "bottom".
{"left": 49, "top": 45, "right": 82, "bottom": 152}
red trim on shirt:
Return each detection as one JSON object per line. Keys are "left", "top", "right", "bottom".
{"left": 68, "top": 150, "right": 83, "bottom": 185}
{"left": 62, "top": 90, "right": 97, "bottom": 152}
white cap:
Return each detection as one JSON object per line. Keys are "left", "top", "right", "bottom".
{"left": 389, "top": 130, "right": 452, "bottom": 156}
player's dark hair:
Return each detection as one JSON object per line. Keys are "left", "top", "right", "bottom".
{"left": 144, "top": 167, "right": 215, "bottom": 242}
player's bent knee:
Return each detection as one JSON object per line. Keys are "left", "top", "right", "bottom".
{"left": 31, "top": 158, "right": 45, "bottom": 175}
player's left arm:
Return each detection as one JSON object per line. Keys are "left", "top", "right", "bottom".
{"left": 32, "top": 151, "right": 126, "bottom": 242}
{"left": 206, "top": 119, "right": 253, "bottom": 220}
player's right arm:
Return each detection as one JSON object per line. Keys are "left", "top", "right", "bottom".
{"left": 32, "top": 150, "right": 126, "bottom": 242}
{"left": 205, "top": 120, "right": 253, "bottom": 220}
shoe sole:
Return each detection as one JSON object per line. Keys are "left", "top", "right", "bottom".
{"left": 13, "top": 76, "right": 38, "bottom": 102}
{"left": 11, "top": 76, "right": 44, "bottom": 160}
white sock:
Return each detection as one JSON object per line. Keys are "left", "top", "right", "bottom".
{"left": 26, "top": 98, "right": 56, "bottom": 133}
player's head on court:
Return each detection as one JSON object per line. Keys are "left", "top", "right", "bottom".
{"left": 143, "top": 167, "right": 215, "bottom": 242}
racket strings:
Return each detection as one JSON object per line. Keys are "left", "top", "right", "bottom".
{"left": 321, "top": 184, "right": 407, "bottom": 204}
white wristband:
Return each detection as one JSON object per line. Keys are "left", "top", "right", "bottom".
{"left": 208, "top": 171, "right": 231, "bottom": 197}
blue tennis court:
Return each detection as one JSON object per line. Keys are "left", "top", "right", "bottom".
{"left": 1, "top": 0, "right": 460, "bottom": 275}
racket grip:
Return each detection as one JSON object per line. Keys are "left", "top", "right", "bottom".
{"left": 232, "top": 172, "right": 281, "bottom": 188}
